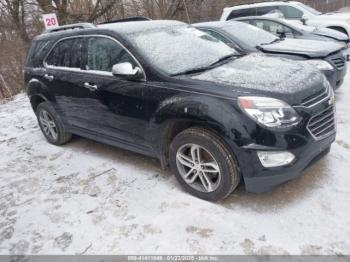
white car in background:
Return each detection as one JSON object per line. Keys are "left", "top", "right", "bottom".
{"left": 221, "top": 1, "right": 350, "bottom": 37}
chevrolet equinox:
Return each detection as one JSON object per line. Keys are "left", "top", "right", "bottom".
{"left": 24, "top": 20, "right": 336, "bottom": 201}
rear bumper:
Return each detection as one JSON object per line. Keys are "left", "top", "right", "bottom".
{"left": 243, "top": 133, "right": 335, "bottom": 193}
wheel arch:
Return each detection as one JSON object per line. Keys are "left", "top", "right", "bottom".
{"left": 29, "top": 94, "right": 48, "bottom": 112}
{"left": 157, "top": 118, "right": 239, "bottom": 170}
{"left": 27, "top": 78, "right": 54, "bottom": 112}
{"left": 326, "top": 26, "right": 349, "bottom": 37}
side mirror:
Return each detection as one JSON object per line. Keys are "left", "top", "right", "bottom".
{"left": 276, "top": 28, "right": 286, "bottom": 38}
{"left": 112, "top": 62, "right": 143, "bottom": 80}
{"left": 300, "top": 15, "right": 309, "bottom": 25}
{"left": 346, "top": 54, "right": 350, "bottom": 62}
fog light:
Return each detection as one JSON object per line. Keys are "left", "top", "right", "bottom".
{"left": 257, "top": 151, "right": 295, "bottom": 168}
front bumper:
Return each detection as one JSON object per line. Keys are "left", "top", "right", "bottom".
{"left": 325, "top": 52, "right": 347, "bottom": 90}
{"left": 243, "top": 133, "right": 335, "bottom": 193}
{"left": 324, "top": 68, "right": 346, "bottom": 90}
{"left": 227, "top": 94, "right": 336, "bottom": 193}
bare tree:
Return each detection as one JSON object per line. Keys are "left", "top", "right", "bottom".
{"left": 35, "top": 0, "right": 122, "bottom": 24}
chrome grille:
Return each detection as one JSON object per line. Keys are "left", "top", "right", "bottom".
{"left": 301, "top": 85, "right": 330, "bottom": 108}
{"left": 331, "top": 57, "right": 345, "bottom": 70}
{"left": 307, "top": 105, "right": 336, "bottom": 140}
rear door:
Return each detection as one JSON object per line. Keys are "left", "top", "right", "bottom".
{"left": 44, "top": 37, "right": 89, "bottom": 126}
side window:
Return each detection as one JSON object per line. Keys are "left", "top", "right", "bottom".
{"left": 46, "top": 38, "right": 84, "bottom": 69}
{"left": 86, "top": 37, "right": 136, "bottom": 72}
{"left": 251, "top": 20, "right": 293, "bottom": 35}
{"left": 227, "top": 8, "right": 257, "bottom": 20}
{"left": 256, "top": 6, "right": 280, "bottom": 16}
{"left": 278, "top": 6, "right": 303, "bottom": 19}
{"left": 202, "top": 29, "right": 231, "bottom": 45}
{"left": 26, "top": 40, "right": 52, "bottom": 67}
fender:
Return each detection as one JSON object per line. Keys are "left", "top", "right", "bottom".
{"left": 26, "top": 75, "right": 55, "bottom": 104}
{"left": 148, "top": 93, "right": 252, "bottom": 168}
{"left": 325, "top": 25, "right": 349, "bottom": 37}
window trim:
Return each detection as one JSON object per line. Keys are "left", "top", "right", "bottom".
{"left": 43, "top": 34, "right": 146, "bottom": 81}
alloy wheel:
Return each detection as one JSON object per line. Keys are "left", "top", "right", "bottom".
{"left": 39, "top": 110, "right": 58, "bottom": 140}
{"left": 176, "top": 143, "right": 221, "bottom": 193}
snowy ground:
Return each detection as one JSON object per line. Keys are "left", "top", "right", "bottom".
{"left": 0, "top": 74, "right": 350, "bottom": 256}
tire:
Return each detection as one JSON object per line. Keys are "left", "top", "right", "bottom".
{"left": 169, "top": 127, "right": 240, "bottom": 201}
{"left": 36, "top": 102, "right": 72, "bottom": 145}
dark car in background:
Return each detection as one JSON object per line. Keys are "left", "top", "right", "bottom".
{"left": 25, "top": 20, "right": 336, "bottom": 201}
{"left": 235, "top": 16, "right": 349, "bottom": 46}
{"left": 193, "top": 21, "right": 347, "bottom": 89}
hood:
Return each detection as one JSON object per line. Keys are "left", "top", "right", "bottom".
{"left": 258, "top": 38, "right": 344, "bottom": 58}
{"left": 319, "top": 12, "right": 350, "bottom": 20}
{"left": 189, "top": 53, "right": 328, "bottom": 106}
{"left": 313, "top": 27, "right": 349, "bottom": 42}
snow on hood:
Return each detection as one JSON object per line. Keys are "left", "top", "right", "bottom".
{"left": 320, "top": 11, "right": 350, "bottom": 19}
{"left": 190, "top": 53, "right": 327, "bottom": 100}
{"left": 287, "top": 21, "right": 348, "bottom": 41}
{"left": 259, "top": 38, "right": 344, "bottom": 58}
{"left": 314, "top": 28, "right": 349, "bottom": 41}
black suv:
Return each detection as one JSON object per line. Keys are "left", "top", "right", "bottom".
{"left": 25, "top": 20, "right": 336, "bottom": 201}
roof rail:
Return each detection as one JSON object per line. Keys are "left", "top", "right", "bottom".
{"left": 99, "top": 16, "right": 152, "bottom": 25}
{"left": 225, "top": 1, "right": 287, "bottom": 8}
{"left": 44, "top": 23, "right": 96, "bottom": 33}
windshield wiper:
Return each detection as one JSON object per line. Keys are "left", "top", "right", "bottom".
{"left": 171, "top": 66, "right": 213, "bottom": 76}
{"left": 209, "top": 53, "right": 239, "bottom": 67}
{"left": 172, "top": 53, "right": 239, "bottom": 76}
{"left": 259, "top": 38, "right": 282, "bottom": 47}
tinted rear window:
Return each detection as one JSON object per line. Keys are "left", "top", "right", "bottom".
{"left": 26, "top": 40, "right": 52, "bottom": 67}
{"left": 227, "top": 8, "right": 257, "bottom": 20}
{"left": 45, "top": 38, "right": 84, "bottom": 69}
{"left": 256, "top": 6, "right": 280, "bottom": 15}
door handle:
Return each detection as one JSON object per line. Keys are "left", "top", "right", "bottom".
{"left": 84, "top": 82, "right": 98, "bottom": 91}
{"left": 44, "top": 74, "right": 54, "bottom": 82}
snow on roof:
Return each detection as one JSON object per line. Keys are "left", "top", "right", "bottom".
{"left": 223, "top": 1, "right": 291, "bottom": 11}
{"left": 97, "top": 20, "right": 186, "bottom": 35}
{"left": 194, "top": 20, "right": 244, "bottom": 28}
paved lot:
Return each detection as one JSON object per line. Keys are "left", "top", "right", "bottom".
{"left": 0, "top": 73, "right": 350, "bottom": 255}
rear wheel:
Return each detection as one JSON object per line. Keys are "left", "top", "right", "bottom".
{"left": 36, "top": 102, "right": 72, "bottom": 145}
{"left": 169, "top": 127, "right": 240, "bottom": 201}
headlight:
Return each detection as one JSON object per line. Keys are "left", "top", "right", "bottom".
{"left": 238, "top": 96, "right": 301, "bottom": 128}
{"left": 306, "top": 60, "right": 333, "bottom": 71}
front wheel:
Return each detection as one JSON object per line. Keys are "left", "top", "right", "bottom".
{"left": 169, "top": 127, "right": 240, "bottom": 201}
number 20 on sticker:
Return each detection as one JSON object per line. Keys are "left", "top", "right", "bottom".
{"left": 42, "top": 13, "right": 59, "bottom": 30}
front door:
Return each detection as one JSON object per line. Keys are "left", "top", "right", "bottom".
{"left": 79, "top": 36, "right": 149, "bottom": 147}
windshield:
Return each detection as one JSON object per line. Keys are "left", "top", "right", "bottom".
{"left": 295, "top": 2, "right": 322, "bottom": 15}
{"left": 125, "top": 25, "right": 237, "bottom": 75}
{"left": 222, "top": 22, "right": 279, "bottom": 48}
